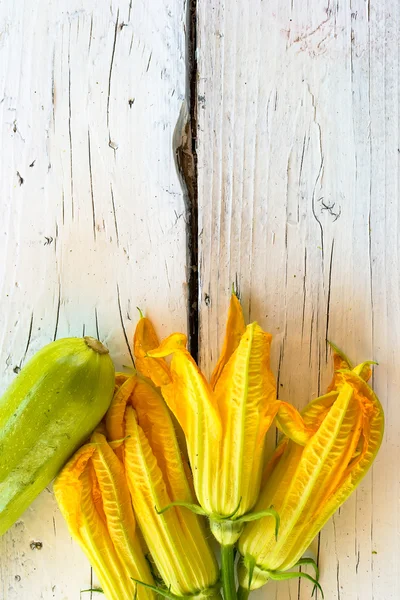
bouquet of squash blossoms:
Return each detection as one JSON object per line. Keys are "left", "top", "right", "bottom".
{"left": 55, "top": 294, "right": 384, "bottom": 600}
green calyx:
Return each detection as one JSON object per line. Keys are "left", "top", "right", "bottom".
{"left": 155, "top": 499, "right": 279, "bottom": 546}
{"left": 210, "top": 506, "right": 280, "bottom": 545}
{"left": 237, "top": 556, "right": 270, "bottom": 590}
{"left": 237, "top": 555, "right": 323, "bottom": 597}
{"left": 190, "top": 583, "right": 223, "bottom": 600}
{"left": 155, "top": 500, "right": 207, "bottom": 517}
{"left": 210, "top": 519, "right": 244, "bottom": 545}
{"left": 266, "top": 568, "right": 323, "bottom": 598}
{"left": 131, "top": 578, "right": 222, "bottom": 600}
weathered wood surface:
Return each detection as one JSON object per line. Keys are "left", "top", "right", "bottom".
{"left": 1, "top": 0, "right": 398, "bottom": 598}
{"left": 0, "top": 0, "right": 187, "bottom": 598}
{"left": 197, "top": 1, "right": 397, "bottom": 599}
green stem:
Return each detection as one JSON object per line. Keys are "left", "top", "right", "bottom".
{"left": 221, "top": 544, "right": 237, "bottom": 600}
{"left": 237, "top": 586, "right": 250, "bottom": 600}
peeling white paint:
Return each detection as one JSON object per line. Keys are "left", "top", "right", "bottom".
{"left": 197, "top": 1, "right": 398, "bottom": 599}
{"left": 0, "top": 0, "right": 187, "bottom": 597}
{"left": 1, "top": 0, "right": 398, "bottom": 598}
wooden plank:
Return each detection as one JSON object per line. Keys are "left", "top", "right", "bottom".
{"left": 0, "top": 0, "right": 187, "bottom": 597}
{"left": 197, "top": 1, "right": 398, "bottom": 598}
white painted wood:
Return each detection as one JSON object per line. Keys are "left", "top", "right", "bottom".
{"left": 0, "top": 0, "right": 187, "bottom": 597}
{"left": 197, "top": 1, "right": 398, "bottom": 599}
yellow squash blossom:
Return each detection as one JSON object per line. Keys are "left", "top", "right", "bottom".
{"left": 105, "top": 372, "right": 221, "bottom": 599}
{"left": 54, "top": 431, "right": 155, "bottom": 600}
{"left": 135, "top": 294, "right": 313, "bottom": 546}
{"left": 237, "top": 347, "right": 384, "bottom": 595}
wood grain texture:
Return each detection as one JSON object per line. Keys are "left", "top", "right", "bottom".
{"left": 0, "top": 0, "right": 187, "bottom": 597}
{"left": 197, "top": 1, "right": 398, "bottom": 599}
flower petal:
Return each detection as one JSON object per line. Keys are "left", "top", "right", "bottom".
{"left": 275, "top": 402, "right": 315, "bottom": 446}
{"left": 241, "top": 363, "right": 384, "bottom": 578}
{"left": 279, "top": 372, "right": 383, "bottom": 569}
{"left": 54, "top": 442, "right": 154, "bottom": 600}
{"left": 79, "top": 466, "right": 133, "bottom": 600}
{"left": 129, "top": 376, "right": 194, "bottom": 504}
{"left": 212, "top": 322, "right": 276, "bottom": 515}
{"left": 146, "top": 332, "right": 188, "bottom": 357}
{"left": 134, "top": 316, "right": 171, "bottom": 386}
{"left": 147, "top": 335, "right": 221, "bottom": 512}
{"left": 54, "top": 444, "right": 96, "bottom": 540}
{"left": 105, "top": 376, "right": 137, "bottom": 462}
{"left": 147, "top": 333, "right": 219, "bottom": 438}
{"left": 240, "top": 383, "right": 353, "bottom": 571}
{"left": 352, "top": 361, "right": 375, "bottom": 382}
{"left": 90, "top": 433, "right": 154, "bottom": 593}
{"left": 115, "top": 372, "right": 131, "bottom": 389}
{"left": 210, "top": 293, "right": 246, "bottom": 389}
{"left": 124, "top": 406, "right": 219, "bottom": 596}
{"left": 327, "top": 343, "right": 353, "bottom": 391}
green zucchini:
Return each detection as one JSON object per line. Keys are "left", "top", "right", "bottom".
{"left": 0, "top": 336, "right": 115, "bottom": 535}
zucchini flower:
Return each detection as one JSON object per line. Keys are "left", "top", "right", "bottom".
{"left": 136, "top": 294, "right": 313, "bottom": 549}
{"left": 237, "top": 347, "right": 384, "bottom": 596}
{"left": 54, "top": 431, "right": 155, "bottom": 600}
{"left": 105, "top": 372, "right": 221, "bottom": 599}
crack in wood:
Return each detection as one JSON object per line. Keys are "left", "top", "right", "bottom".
{"left": 107, "top": 9, "right": 119, "bottom": 142}
{"left": 175, "top": 0, "right": 199, "bottom": 361}
{"left": 23, "top": 313, "right": 34, "bottom": 361}
{"left": 88, "top": 14, "right": 93, "bottom": 53}
{"left": 301, "top": 247, "right": 308, "bottom": 340}
{"left": 325, "top": 239, "right": 335, "bottom": 360}
{"left": 68, "top": 23, "right": 74, "bottom": 221}
{"left": 116, "top": 283, "right": 135, "bottom": 365}
{"left": 53, "top": 282, "right": 61, "bottom": 341}
{"left": 94, "top": 307, "right": 100, "bottom": 340}
{"left": 87, "top": 129, "right": 97, "bottom": 240}
{"left": 110, "top": 183, "right": 120, "bottom": 246}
